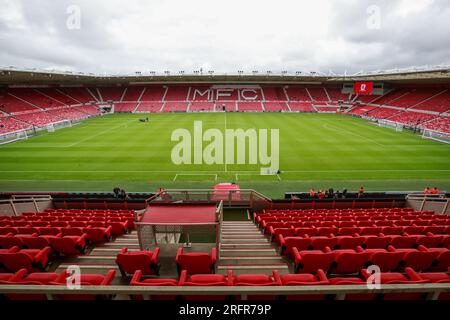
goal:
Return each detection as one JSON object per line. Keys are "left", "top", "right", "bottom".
{"left": 378, "top": 119, "right": 403, "bottom": 132}
{"left": 422, "top": 129, "right": 450, "bottom": 144}
{"left": 0, "top": 130, "right": 28, "bottom": 145}
{"left": 47, "top": 120, "right": 72, "bottom": 133}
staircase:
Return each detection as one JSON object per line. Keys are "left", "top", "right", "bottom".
{"left": 217, "top": 221, "right": 291, "bottom": 275}
{"left": 55, "top": 231, "right": 139, "bottom": 275}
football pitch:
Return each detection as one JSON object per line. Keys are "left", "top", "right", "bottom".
{"left": 0, "top": 113, "right": 449, "bottom": 198}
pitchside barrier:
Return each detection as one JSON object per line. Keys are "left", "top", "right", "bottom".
{"left": 145, "top": 189, "right": 272, "bottom": 211}
{"left": 0, "top": 283, "right": 449, "bottom": 300}
{"left": 422, "top": 129, "right": 450, "bottom": 144}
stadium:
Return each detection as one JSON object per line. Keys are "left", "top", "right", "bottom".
{"left": 0, "top": 0, "right": 449, "bottom": 315}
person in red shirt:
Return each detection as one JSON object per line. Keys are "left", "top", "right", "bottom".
{"left": 423, "top": 187, "right": 430, "bottom": 194}
{"left": 309, "top": 188, "right": 315, "bottom": 198}
{"left": 318, "top": 189, "right": 324, "bottom": 199}
{"left": 358, "top": 186, "right": 365, "bottom": 198}
{"left": 431, "top": 187, "right": 439, "bottom": 194}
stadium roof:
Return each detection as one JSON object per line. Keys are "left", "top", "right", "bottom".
{"left": 1, "top": 65, "right": 450, "bottom": 86}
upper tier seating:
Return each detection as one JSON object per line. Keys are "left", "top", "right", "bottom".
{"left": 308, "top": 87, "right": 329, "bottom": 102}
{"left": 164, "top": 86, "right": 189, "bottom": 101}
{"left": 0, "top": 90, "right": 41, "bottom": 114}
{"left": 386, "top": 89, "right": 444, "bottom": 109}
{"left": 58, "top": 88, "right": 97, "bottom": 104}
{"left": 326, "top": 88, "right": 350, "bottom": 102}
{"left": 35, "top": 88, "right": 79, "bottom": 106}
{"left": 285, "top": 86, "right": 310, "bottom": 101}
{"left": 411, "top": 90, "right": 450, "bottom": 113}
{"left": 98, "top": 87, "right": 125, "bottom": 102}
{"left": 262, "top": 87, "right": 287, "bottom": 101}
{"left": 121, "top": 86, "right": 144, "bottom": 101}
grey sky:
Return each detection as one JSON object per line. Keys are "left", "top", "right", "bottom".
{"left": 0, "top": 0, "right": 449, "bottom": 74}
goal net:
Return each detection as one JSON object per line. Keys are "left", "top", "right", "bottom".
{"left": 0, "top": 130, "right": 28, "bottom": 145}
{"left": 378, "top": 119, "right": 403, "bottom": 132}
{"left": 47, "top": 120, "right": 72, "bottom": 133}
{"left": 422, "top": 129, "right": 450, "bottom": 144}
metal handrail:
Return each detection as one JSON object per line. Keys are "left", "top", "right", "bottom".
{"left": 0, "top": 283, "right": 449, "bottom": 300}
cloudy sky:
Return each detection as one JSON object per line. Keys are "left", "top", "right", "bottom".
{"left": 0, "top": 0, "right": 449, "bottom": 75}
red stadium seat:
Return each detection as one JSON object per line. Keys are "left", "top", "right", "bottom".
{"left": 363, "top": 248, "right": 404, "bottom": 272}
{"left": 280, "top": 269, "right": 329, "bottom": 300}
{"left": 361, "top": 268, "right": 430, "bottom": 300}
{"left": 406, "top": 268, "right": 450, "bottom": 300}
{"left": 129, "top": 270, "right": 178, "bottom": 300}
{"left": 279, "top": 235, "right": 312, "bottom": 256}
{"left": 310, "top": 236, "right": 338, "bottom": 250}
{"left": 0, "top": 247, "right": 51, "bottom": 272}
{"left": 50, "top": 269, "right": 116, "bottom": 300}
{"left": 293, "top": 247, "right": 335, "bottom": 274}
{"left": 84, "top": 226, "right": 112, "bottom": 243}
{"left": 115, "top": 247, "right": 160, "bottom": 276}
{"left": 0, "top": 233, "right": 24, "bottom": 249}
{"left": 175, "top": 248, "right": 217, "bottom": 275}
{"left": 362, "top": 235, "right": 391, "bottom": 249}
{"left": 179, "top": 269, "right": 233, "bottom": 300}
{"left": 233, "top": 270, "right": 281, "bottom": 300}
{"left": 331, "top": 248, "right": 370, "bottom": 274}
{"left": 49, "top": 234, "right": 88, "bottom": 255}
{"left": 389, "top": 245, "right": 438, "bottom": 271}
{"left": 336, "top": 236, "right": 365, "bottom": 250}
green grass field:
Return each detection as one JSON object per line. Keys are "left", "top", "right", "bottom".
{"left": 0, "top": 113, "right": 449, "bottom": 198}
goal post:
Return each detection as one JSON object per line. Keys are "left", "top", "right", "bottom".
{"left": 422, "top": 129, "right": 450, "bottom": 144}
{"left": 47, "top": 120, "right": 72, "bottom": 133}
{"left": 0, "top": 130, "right": 28, "bottom": 145}
{"left": 378, "top": 119, "right": 403, "bottom": 132}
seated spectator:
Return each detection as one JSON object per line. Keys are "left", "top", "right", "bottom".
{"left": 318, "top": 190, "right": 324, "bottom": 199}
{"left": 423, "top": 187, "right": 430, "bottom": 195}
{"left": 309, "top": 188, "right": 315, "bottom": 198}
{"left": 342, "top": 189, "right": 347, "bottom": 198}
{"left": 358, "top": 186, "right": 365, "bottom": 198}
{"left": 431, "top": 187, "right": 439, "bottom": 195}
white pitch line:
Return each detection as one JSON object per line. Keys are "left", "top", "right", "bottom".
{"left": 224, "top": 112, "right": 228, "bottom": 173}
{"left": 322, "top": 122, "right": 384, "bottom": 147}
{"left": 172, "top": 174, "right": 178, "bottom": 182}
{"left": 1, "top": 169, "right": 449, "bottom": 173}
{"left": 66, "top": 119, "right": 135, "bottom": 147}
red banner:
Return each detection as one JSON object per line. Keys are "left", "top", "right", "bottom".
{"left": 354, "top": 82, "right": 373, "bottom": 95}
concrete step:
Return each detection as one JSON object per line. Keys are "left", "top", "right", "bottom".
{"left": 222, "top": 221, "right": 253, "bottom": 224}
{"left": 98, "top": 243, "right": 141, "bottom": 249}
{"left": 56, "top": 263, "right": 119, "bottom": 274}
{"left": 221, "top": 238, "right": 269, "bottom": 243}
{"left": 220, "top": 248, "right": 277, "bottom": 256}
{"left": 217, "top": 264, "right": 290, "bottom": 275}
{"left": 220, "top": 256, "right": 284, "bottom": 264}
{"left": 91, "top": 248, "right": 138, "bottom": 254}
{"left": 221, "top": 235, "right": 267, "bottom": 240}
{"left": 220, "top": 243, "right": 274, "bottom": 249}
